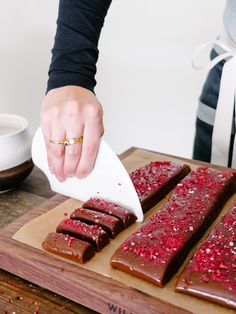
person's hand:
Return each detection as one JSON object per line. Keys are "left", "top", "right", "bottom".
{"left": 40, "top": 85, "right": 104, "bottom": 182}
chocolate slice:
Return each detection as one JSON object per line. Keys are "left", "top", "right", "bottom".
{"left": 42, "top": 232, "right": 95, "bottom": 263}
{"left": 111, "top": 167, "right": 236, "bottom": 287}
{"left": 130, "top": 161, "right": 191, "bottom": 213}
{"left": 70, "top": 207, "right": 124, "bottom": 238}
{"left": 175, "top": 203, "right": 236, "bottom": 310}
{"left": 83, "top": 198, "right": 137, "bottom": 228}
{"left": 56, "top": 219, "right": 109, "bottom": 252}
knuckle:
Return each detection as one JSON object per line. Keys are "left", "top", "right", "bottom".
{"left": 52, "top": 106, "right": 61, "bottom": 118}
{"left": 52, "top": 147, "right": 64, "bottom": 158}
{"left": 40, "top": 111, "right": 51, "bottom": 125}
{"left": 86, "top": 103, "right": 103, "bottom": 120}
{"left": 86, "top": 142, "right": 97, "bottom": 157}
{"left": 67, "top": 146, "right": 79, "bottom": 157}
{"left": 53, "top": 106, "right": 61, "bottom": 118}
{"left": 42, "top": 107, "right": 61, "bottom": 124}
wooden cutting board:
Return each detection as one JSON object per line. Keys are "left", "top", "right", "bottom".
{"left": 0, "top": 148, "right": 235, "bottom": 314}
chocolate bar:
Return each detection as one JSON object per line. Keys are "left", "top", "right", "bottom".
{"left": 83, "top": 198, "right": 137, "bottom": 228}
{"left": 111, "top": 167, "right": 236, "bottom": 287}
{"left": 130, "top": 161, "right": 191, "bottom": 213}
{"left": 70, "top": 207, "right": 124, "bottom": 238}
{"left": 42, "top": 232, "right": 95, "bottom": 263}
{"left": 175, "top": 203, "right": 236, "bottom": 310}
{"left": 57, "top": 219, "right": 109, "bottom": 252}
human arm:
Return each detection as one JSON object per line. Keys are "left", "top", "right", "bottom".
{"left": 41, "top": 0, "right": 112, "bottom": 181}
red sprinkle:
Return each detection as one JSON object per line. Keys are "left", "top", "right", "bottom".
{"left": 119, "top": 168, "right": 235, "bottom": 267}
{"left": 184, "top": 203, "right": 236, "bottom": 291}
{"left": 34, "top": 304, "right": 40, "bottom": 314}
{"left": 130, "top": 161, "right": 185, "bottom": 202}
{"left": 67, "top": 237, "right": 74, "bottom": 247}
{"left": 82, "top": 198, "right": 136, "bottom": 227}
{"left": 58, "top": 219, "right": 106, "bottom": 235}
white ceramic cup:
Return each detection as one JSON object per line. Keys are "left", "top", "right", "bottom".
{"left": 0, "top": 114, "right": 32, "bottom": 171}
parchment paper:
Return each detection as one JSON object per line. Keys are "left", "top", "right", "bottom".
{"left": 13, "top": 149, "right": 236, "bottom": 314}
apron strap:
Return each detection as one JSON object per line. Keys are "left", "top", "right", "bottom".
{"left": 192, "top": 40, "right": 236, "bottom": 167}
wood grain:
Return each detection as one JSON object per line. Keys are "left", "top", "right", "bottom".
{"left": 0, "top": 190, "right": 47, "bottom": 229}
{"left": 0, "top": 148, "right": 234, "bottom": 314}
{"left": 0, "top": 269, "right": 95, "bottom": 314}
{"left": 19, "top": 166, "right": 56, "bottom": 198}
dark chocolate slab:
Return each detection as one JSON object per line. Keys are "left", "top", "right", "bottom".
{"left": 83, "top": 198, "right": 137, "bottom": 228}
{"left": 42, "top": 232, "right": 95, "bottom": 263}
{"left": 130, "top": 161, "right": 191, "bottom": 213}
{"left": 70, "top": 207, "right": 124, "bottom": 238}
{"left": 176, "top": 203, "right": 236, "bottom": 310}
{"left": 56, "top": 219, "right": 109, "bottom": 252}
{"left": 111, "top": 167, "right": 236, "bottom": 287}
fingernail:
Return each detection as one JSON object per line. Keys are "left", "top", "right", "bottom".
{"left": 67, "top": 173, "right": 75, "bottom": 178}
{"left": 76, "top": 174, "right": 87, "bottom": 179}
{"left": 57, "top": 176, "right": 65, "bottom": 182}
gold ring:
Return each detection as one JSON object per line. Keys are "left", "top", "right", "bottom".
{"left": 49, "top": 139, "right": 65, "bottom": 145}
{"left": 64, "top": 137, "right": 83, "bottom": 146}
{"left": 49, "top": 136, "right": 83, "bottom": 146}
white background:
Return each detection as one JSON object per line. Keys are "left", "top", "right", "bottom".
{"left": 0, "top": 0, "right": 225, "bottom": 158}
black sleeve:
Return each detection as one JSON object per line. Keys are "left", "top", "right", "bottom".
{"left": 47, "top": 0, "right": 112, "bottom": 93}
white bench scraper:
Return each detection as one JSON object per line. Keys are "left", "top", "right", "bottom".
{"left": 32, "top": 128, "right": 143, "bottom": 222}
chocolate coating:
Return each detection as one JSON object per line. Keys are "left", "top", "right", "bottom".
{"left": 111, "top": 167, "right": 236, "bottom": 287}
{"left": 70, "top": 207, "right": 124, "bottom": 238}
{"left": 56, "top": 219, "right": 109, "bottom": 252}
{"left": 83, "top": 198, "right": 137, "bottom": 228}
{"left": 130, "top": 161, "right": 191, "bottom": 213}
{"left": 42, "top": 232, "right": 95, "bottom": 263}
{"left": 176, "top": 203, "right": 236, "bottom": 310}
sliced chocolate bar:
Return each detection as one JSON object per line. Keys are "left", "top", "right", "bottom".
{"left": 130, "top": 161, "right": 191, "bottom": 213}
{"left": 175, "top": 203, "right": 236, "bottom": 310}
{"left": 57, "top": 219, "right": 109, "bottom": 252}
{"left": 83, "top": 198, "right": 137, "bottom": 228}
{"left": 42, "top": 232, "right": 95, "bottom": 263}
{"left": 70, "top": 207, "right": 124, "bottom": 238}
{"left": 111, "top": 167, "right": 236, "bottom": 287}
